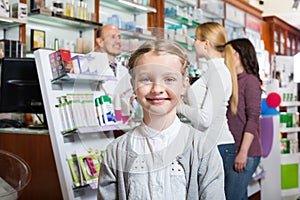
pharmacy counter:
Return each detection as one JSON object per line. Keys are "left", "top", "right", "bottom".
{"left": 0, "top": 128, "right": 63, "bottom": 200}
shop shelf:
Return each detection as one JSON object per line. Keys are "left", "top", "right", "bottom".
{"left": 101, "top": 0, "right": 156, "bottom": 14}
{"left": 0, "top": 16, "right": 27, "bottom": 28}
{"left": 51, "top": 73, "right": 116, "bottom": 84}
{"left": 28, "top": 11, "right": 101, "bottom": 30}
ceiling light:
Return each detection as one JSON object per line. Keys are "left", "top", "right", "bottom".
{"left": 292, "top": 0, "right": 300, "bottom": 11}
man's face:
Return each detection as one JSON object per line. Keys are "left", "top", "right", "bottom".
{"left": 101, "top": 27, "right": 122, "bottom": 57}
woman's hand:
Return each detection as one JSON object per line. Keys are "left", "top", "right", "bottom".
{"left": 234, "top": 150, "right": 248, "bottom": 173}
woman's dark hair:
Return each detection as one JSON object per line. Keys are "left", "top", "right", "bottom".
{"left": 226, "top": 38, "right": 262, "bottom": 84}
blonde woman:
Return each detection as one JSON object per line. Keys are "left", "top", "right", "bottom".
{"left": 177, "top": 22, "right": 238, "bottom": 199}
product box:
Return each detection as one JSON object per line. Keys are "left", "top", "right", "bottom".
{"left": 280, "top": 138, "right": 290, "bottom": 154}
{"left": 67, "top": 154, "right": 82, "bottom": 187}
{"left": 0, "top": 0, "right": 9, "bottom": 18}
{"left": 98, "top": 95, "right": 116, "bottom": 125}
{"left": 12, "top": 2, "right": 28, "bottom": 21}
{"left": 78, "top": 154, "right": 100, "bottom": 184}
{"left": 72, "top": 52, "right": 114, "bottom": 77}
{"left": 49, "top": 49, "right": 73, "bottom": 79}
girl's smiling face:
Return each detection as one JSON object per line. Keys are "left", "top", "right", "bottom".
{"left": 131, "top": 51, "right": 188, "bottom": 118}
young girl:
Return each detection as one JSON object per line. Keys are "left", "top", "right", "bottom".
{"left": 97, "top": 39, "right": 225, "bottom": 200}
{"left": 176, "top": 22, "right": 238, "bottom": 198}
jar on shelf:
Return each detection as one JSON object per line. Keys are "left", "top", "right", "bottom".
{"left": 53, "top": 0, "right": 63, "bottom": 15}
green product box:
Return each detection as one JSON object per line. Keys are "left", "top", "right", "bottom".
{"left": 281, "top": 163, "right": 298, "bottom": 190}
{"left": 280, "top": 113, "right": 287, "bottom": 125}
{"left": 286, "top": 113, "right": 293, "bottom": 127}
{"left": 280, "top": 139, "right": 290, "bottom": 154}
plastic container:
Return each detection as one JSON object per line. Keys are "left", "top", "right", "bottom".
{"left": 0, "top": 150, "right": 31, "bottom": 200}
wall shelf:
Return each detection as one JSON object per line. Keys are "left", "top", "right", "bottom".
{"left": 0, "top": 16, "right": 27, "bottom": 28}
{"left": 28, "top": 12, "right": 101, "bottom": 30}
{"left": 165, "top": 0, "right": 196, "bottom": 7}
{"left": 101, "top": 0, "right": 157, "bottom": 14}
{"left": 165, "top": 16, "right": 199, "bottom": 27}
{"left": 120, "top": 29, "right": 156, "bottom": 40}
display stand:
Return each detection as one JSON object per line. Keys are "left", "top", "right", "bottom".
{"left": 261, "top": 115, "right": 282, "bottom": 200}
{"left": 34, "top": 49, "right": 124, "bottom": 199}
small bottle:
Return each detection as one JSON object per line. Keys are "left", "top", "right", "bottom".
{"left": 70, "top": 0, "right": 75, "bottom": 17}
{"left": 114, "top": 94, "right": 122, "bottom": 122}
{"left": 77, "top": 0, "right": 81, "bottom": 19}
{"left": 65, "top": 0, "right": 70, "bottom": 16}
{"left": 82, "top": 2, "right": 87, "bottom": 20}
{"left": 54, "top": 38, "right": 59, "bottom": 50}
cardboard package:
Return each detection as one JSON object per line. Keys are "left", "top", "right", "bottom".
{"left": 49, "top": 49, "right": 73, "bottom": 79}
{"left": 12, "top": 3, "right": 28, "bottom": 21}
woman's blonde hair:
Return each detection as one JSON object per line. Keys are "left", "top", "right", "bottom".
{"left": 195, "top": 22, "right": 238, "bottom": 114}
{"left": 128, "top": 39, "right": 190, "bottom": 78}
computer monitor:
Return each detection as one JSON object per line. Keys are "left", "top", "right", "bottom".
{"left": 0, "top": 57, "right": 46, "bottom": 127}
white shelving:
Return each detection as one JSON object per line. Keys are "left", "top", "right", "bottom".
{"left": 279, "top": 99, "right": 300, "bottom": 197}
{"left": 34, "top": 49, "right": 124, "bottom": 199}
{"left": 280, "top": 127, "right": 300, "bottom": 133}
{"left": 0, "top": 16, "right": 27, "bottom": 27}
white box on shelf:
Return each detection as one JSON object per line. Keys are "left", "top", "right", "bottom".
{"left": 72, "top": 52, "right": 114, "bottom": 77}
{"left": 0, "top": 0, "right": 9, "bottom": 17}
{"left": 11, "top": 2, "right": 28, "bottom": 21}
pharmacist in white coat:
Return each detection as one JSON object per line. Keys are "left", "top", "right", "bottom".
{"left": 94, "top": 24, "right": 134, "bottom": 136}
{"left": 95, "top": 24, "right": 132, "bottom": 98}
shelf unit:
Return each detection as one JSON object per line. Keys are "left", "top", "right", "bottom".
{"left": 28, "top": 13, "right": 101, "bottom": 30}
{"left": 100, "top": 0, "right": 157, "bottom": 14}
{"left": 100, "top": 0, "right": 159, "bottom": 53}
{"left": 224, "top": 0, "right": 263, "bottom": 50}
{"left": 0, "top": 16, "right": 27, "bottom": 28}
{"left": 279, "top": 99, "right": 300, "bottom": 197}
{"left": 26, "top": 11, "right": 101, "bottom": 54}
{"left": 34, "top": 48, "right": 132, "bottom": 199}
{"left": 262, "top": 16, "right": 300, "bottom": 58}
{"left": 0, "top": 16, "right": 27, "bottom": 43}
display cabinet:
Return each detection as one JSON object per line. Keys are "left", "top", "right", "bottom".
{"left": 34, "top": 49, "right": 133, "bottom": 199}
{"left": 224, "top": 0, "right": 263, "bottom": 50}
{"left": 261, "top": 55, "right": 300, "bottom": 199}
{"left": 279, "top": 100, "right": 300, "bottom": 197}
{"left": 26, "top": 6, "right": 101, "bottom": 54}
{"left": 262, "top": 16, "right": 300, "bottom": 57}
{"left": 164, "top": 0, "right": 224, "bottom": 51}
{"left": 100, "top": 0, "right": 158, "bottom": 54}
{"left": 0, "top": 16, "right": 27, "bottom": 38}
{"left": 164, "top": 0, "right": 198, "bottom": 51}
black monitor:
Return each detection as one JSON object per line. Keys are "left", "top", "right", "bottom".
{"left": 0, "top": 57, "right": 46, "bottom": 127}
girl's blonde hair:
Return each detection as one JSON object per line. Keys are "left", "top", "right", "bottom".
{"left": 195, "top": 22, "right": 238, "bottom": 114}
{"left": 128, "top": 39, "right": 190, "bottom": 78}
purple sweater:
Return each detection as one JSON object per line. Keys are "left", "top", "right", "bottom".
{"left": 226, "top": 71, "right": 262, "bottom": 157}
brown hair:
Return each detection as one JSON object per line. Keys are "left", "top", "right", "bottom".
{"left": 195, "top": 22, "right": 238, "bottom": 114}
{"left": 226, "top": 38, "right": 262, "bottom": 84}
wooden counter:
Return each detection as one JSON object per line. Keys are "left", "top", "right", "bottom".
{"left": 0, "top": 128, "right": 63, "bottom": 200}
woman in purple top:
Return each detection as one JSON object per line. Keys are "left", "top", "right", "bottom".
{"left": 226, "top": 38, "right": 262, "bottom": 200}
